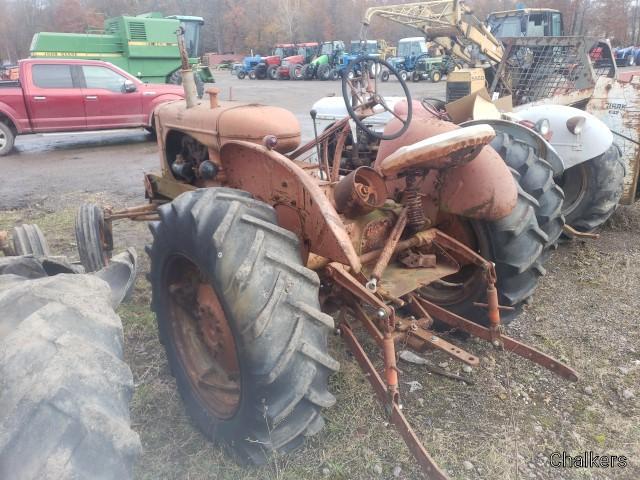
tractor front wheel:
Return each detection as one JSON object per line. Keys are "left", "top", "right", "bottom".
{"left": 399, "top": 70, "right": 408, "bottom": 81}
{"left": 430, "top": 70, "right": 442, "bottom": 82}
{"left": 237, "top": 70, "right": 246, "bottom": 79}
{"left": 248, "top": 70, "right": 257, "bottom": 80}
{"left": 267, "top": 65, "right": 279, "bottom": 80}
{"left": 148, "top": 188, "right": 338, "bottom": 464}
{"left": 291, "top": 63, "right": 304, "bottom": 80}
{"left": 558, "top": 145, "right": 625, "bottom": 232}
{"left": 380, "top": 70, "right": 390, "bottom": 82}
{"left": 317, "top": 64, "right": 331, "bottom": 80}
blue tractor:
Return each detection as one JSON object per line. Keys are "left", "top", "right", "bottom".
{"left": 235, "top": 54, "right": 262, "bottom": 79}
{"left": 381, "top": 37, "right": 428, "bottom": 82}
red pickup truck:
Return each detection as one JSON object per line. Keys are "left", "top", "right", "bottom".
{"left": 0, "top": 59, "right": 185, "bottom": 156}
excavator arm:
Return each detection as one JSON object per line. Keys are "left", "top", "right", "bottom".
{"left": 363, "top": 0, "right": 504, "bottom": 66}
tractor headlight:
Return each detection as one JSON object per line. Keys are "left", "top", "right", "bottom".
{"left": 535, "top": 118, "right": 551, "bottom": 137}
{"left": 566, "top": 116, "right": 586, "bottom": 135}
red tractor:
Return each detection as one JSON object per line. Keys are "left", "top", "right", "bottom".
{"left": 277, "top": 42, "right": 318, "bottom": 80}
{"left": 253, "top": 43, "right": 297, "bottom": 80}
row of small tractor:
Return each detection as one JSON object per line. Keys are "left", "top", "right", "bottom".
{"left": 233, "top": 38, "right": 451, "bottom": 82}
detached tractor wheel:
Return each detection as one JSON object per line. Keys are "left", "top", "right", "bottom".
{"left": 0, "top": 273, "right": 141, "bottom": 479}
{"left": 0, "top": 121, "right": 15, "bottom": 156}
{"left": 558, "top": 145, "right": 625, "bottom": 232}
{"left": 421, "top": 181, "right": 547, "bottom": 325}
{"left": 267, "top": 65, "right": 278, "bottom": 80}
{"left": 491, "top": 132, "right": 565, "bottom": 258}
{"left": 380, "top": 70, "right": 390, "bottom": 82}
{"left": 248, "top": 70, "right": 257, "bottom": 80}
{"left": 237, "top": 70, "right": 246, "bottom": 79}
{"left": 290, "top": 63, "right": 304, "bottom": 80}
{"left": 168, "top": 69, "right": 204, "bottom": 98}
{"left": 148, "top": 188, "right": 338, "bottom": 464}
{"left": 430, "top": 70, "right": 442, "bottom": 82}
{"left": 75, "top": 203, "right": 112, "bottom": 272}
{"left": 11, "top": 224, "right": 51, "bottom": 256}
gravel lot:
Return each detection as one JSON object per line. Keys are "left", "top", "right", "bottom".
{"left": 0, "top": 71, "right": 638, "bottom": 480}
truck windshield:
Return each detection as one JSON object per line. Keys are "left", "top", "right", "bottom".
{"left": 181, "top": 20, "right": 201, "bottom": 58}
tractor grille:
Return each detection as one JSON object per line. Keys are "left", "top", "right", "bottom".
{"left": 490, "top": 37, "right": 614, "bottom": 107}
{"left": 446, "top": 82, "right": 470, "bottom": 103}
{"left": 128, "top": 22, "right": 148, "bottom": 41}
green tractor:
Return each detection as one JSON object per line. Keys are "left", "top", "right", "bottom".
{"left": 411, "top": 54, "right": 461, "bottom": 83}
{"left": 30, "top": 13, "right": 213, "bottom": 95}
{"left": 302, "top": 41, "right": 345, "bottom": 80}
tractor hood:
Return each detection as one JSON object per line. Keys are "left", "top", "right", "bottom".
{"left": 312, "top": 96, "right": 405, "bottom": 134}
{"left": 155, "top": 99, "right": 301, "bottom": 155}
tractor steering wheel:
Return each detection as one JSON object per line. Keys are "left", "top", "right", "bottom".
{"left": 341, "top": 56, "right": 412, "bottom": 141}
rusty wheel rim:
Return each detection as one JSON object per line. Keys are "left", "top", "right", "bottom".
{"left": 419, "top": 215, "right": 488, "bottom": 305}
{"left": 558, "top": 164, "right": 588, "bottom": 217}
{"left": 164, "top": 255, "right": 241, "bottom": 419}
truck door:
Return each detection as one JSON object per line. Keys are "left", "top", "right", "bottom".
{"left": 28, "top": 64, "right": 86, "bottom": 131}
{"left": 80, "top": 65, "right": 144, "bottom": 129}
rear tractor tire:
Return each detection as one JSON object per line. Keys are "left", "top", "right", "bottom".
{"left": 558, "top": 145, "right": 625, "bottom": 232}
{"left": 491, "top": 132, "right": 565, "bottom": 257}
{"left": 75, "top": 203, "right": 111, "bottom": 272}
{"left": 148, "top": 188, "right": 338, "bottom": 464}
{"left": 11, "top": 224, "right": 51, "bottom": 256}
{"left": 421, "top": 180, "right": 548, "bottom": 325}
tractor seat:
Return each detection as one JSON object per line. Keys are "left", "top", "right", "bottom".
{"left": 377, "top": 124, "right": 496, "bottom": 177}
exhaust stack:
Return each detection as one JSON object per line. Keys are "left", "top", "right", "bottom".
{"left": 176, "top": 27, "right": 198, "bottom": 108}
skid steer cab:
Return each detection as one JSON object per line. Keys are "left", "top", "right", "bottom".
{"left": 75, "top": 54, "right": 578, "bottom": 477}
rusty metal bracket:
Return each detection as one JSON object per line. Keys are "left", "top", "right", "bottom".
{"left": 340, "top": 322, "right": 449, "bottom": 480}
{"left": 562, "top": 224, "right": 600, "bottom": 240}
{"left": 413, "top": 295, "right": 579, "bottom": 382}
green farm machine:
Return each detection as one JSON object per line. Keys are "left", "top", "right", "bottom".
{"left": 30, "top": 13, "right": 213, "bottom": 94}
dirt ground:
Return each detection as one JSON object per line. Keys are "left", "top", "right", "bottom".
{"left": 0, "top": 73, "right": 638, "bottom": 480}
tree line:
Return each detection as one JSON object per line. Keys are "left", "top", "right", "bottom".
{"left": 1, "top": 0, "right": 638, "bottom": 64}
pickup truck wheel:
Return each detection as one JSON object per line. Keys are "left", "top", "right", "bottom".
{"left": 148, "top": 188, "right": 338, "bottom": 464}
{"left": 0, "top": 122, "right": 15, "bottom": 156}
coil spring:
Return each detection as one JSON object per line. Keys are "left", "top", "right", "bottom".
{"left": 405, "top": 186, "right": 426, "bottom": 231}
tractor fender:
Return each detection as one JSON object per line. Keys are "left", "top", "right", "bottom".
{"left": 376, "top": 109, "right": 517, "bottom": 221}
{"left": 460, "top": 118, "right": 564, "bottom": 176}
{"left": 512, "top": 105, "right": 613, "bottom": 170}
{"left": 219, "top": 140, "right": 361, "bottom": 272}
